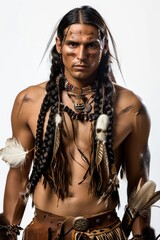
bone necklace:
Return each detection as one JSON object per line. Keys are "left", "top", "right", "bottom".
{"left": 64, "top": 79, "right": 97, "bottom": 113}
{"left": 62, "top": 79, "right": 97, "bottom": 121}
{"left": 67, "top": 92, "right": 95, "bottom": 113}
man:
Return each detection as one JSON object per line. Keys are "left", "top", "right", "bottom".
{"left": 0, "top": 5, "right": 159, "bottom": 240}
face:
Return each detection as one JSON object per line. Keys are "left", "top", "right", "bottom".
{"left": 56, "top": 24, "right": 105, "bottom": 86}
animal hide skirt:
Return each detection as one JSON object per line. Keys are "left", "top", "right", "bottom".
{"left": 22, "top": 208, "right": 127, "bottom": 240}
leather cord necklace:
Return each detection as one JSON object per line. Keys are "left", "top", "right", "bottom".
{"left": 63, "top": 79, "right": 97, "bottom": 121}
{"left": 67, "top": 92, "right": 95, "bottom": 113}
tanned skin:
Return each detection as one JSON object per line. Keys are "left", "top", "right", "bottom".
{"left": 3, "top": 24, "right": 150, "bottom": 236}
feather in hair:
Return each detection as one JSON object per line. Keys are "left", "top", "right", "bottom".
{"left": 52, "top": 114, "right": 62, "bottom": 158}
{"left": 95, "top": 114, "right": 114, "bottom": 206}
{"left": 97, "top": 182, "right": 113, "bottom": 205}
{"left": 103, "top": 145, "right": 110, "bottom": 181}
{"left": 55, "top": 113, "right": 62, "bottom": 126}
{"left": 95, "top": 141, "right": 104, "bottom": 166}
{"left": 97, "top": 173, "right": 120, "bottom": 206}
{"left": 0, "top": 137, "right": 28, "bottom": 168}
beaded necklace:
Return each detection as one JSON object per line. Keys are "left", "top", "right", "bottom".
{"left": 64, "top": 79, "right": 97, "bottom": 95}
{"left": 63, "top": 79, "right": 97, "bottom": 121}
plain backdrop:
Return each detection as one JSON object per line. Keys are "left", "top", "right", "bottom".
{"left": 0, "top": 0, "right": 159, "bottom": 238}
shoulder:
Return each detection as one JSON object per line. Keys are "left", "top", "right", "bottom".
{"left": 11, "top": 81, "right": 48, "bottom": 122}
{"left": 14, "top": 81, "right": 47, "bottom": 105}
{"left": 113, "top": 83, "right": 148, "bottom": 116}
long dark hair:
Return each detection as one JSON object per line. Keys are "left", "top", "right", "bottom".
{"left": 28, "top": 5, "right": 120, "bottom": 199}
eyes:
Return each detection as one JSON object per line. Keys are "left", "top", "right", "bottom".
{"left": 65, "top": 40, "right": 101, "bottom": 51}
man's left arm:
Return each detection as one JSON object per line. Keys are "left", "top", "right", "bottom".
{"left": 122, "top": 101, "right": 152, "bottom": 236}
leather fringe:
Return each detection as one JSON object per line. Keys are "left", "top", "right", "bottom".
{"left": 73, "top": 225, "right": 126, "bottom": 239}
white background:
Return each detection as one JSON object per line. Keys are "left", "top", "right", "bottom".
{"left": 0, "top": 0, "right": 159, "bottom": 238}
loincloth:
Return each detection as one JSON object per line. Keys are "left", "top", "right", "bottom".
{"left": 22, "top": 208, "right": 126, "bottom": 240}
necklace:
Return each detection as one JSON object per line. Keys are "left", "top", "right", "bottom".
{"left": 63, "top": 79, "right": 97, "bottom": 121}
{"left": 64, "top": 79, "right": 97, "bottom": 95}
{"left": 67, "top": 92, "right": 95, "bottom": 113}
{"left": 63, "top": 105, "right": 95, "bottom": 121}
{"left": 64, "top": 79, "right": 97, "bottom": 113}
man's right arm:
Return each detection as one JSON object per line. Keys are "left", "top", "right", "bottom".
{"left": 1, "top": 89, "right": 35, "bottom": 227}
{"left": 3, "top": 162, "right": 32, "bottom": 225}
{"left": 1, "top": 159, "right": 32, "bottom": 239}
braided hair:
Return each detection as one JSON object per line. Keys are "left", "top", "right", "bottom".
{"left": 29, "top": 5, "right": 120, "bottom": 199}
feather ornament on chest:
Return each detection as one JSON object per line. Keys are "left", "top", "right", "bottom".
{"left": 52, "top": 113, "right": 62, "bottom": 157}
{"left": 95, "top": 114, "right": 109, "bottom": 166}
{"left": 96, "top": 114, "right": 109, "bottom": 142}
{"left": 0, "top": 137, "right": 28, "bottom": 168}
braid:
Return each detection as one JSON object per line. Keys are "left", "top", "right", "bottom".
{"left": 96, "top": 53, "right": 115, "bottom": 166}
{"left": 103, "top": 82, "right": 115, "bottom": 165}
{"left": 29, "top": 94, "right": 50, "bottom": 190}
{"left": 27, "top": 5, "right": 121, "bottom": 200}
{"left": 29, "top": 85, "right": 58, "bottom": 193}
{"left": 89, "top": 53, "right": 115, "bottom": 197}
{"left": 99, "top": 54, "right": 119, "bottom": 202}
{"left": 29, "top": 45, "right": 62, "bottom": 194}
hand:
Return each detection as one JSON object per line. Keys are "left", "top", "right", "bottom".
{"left": 0, "top": 213, "right": 22, "bottom": 240}
{"left": 130, "top": 226, "right": 156, "bottom": 240}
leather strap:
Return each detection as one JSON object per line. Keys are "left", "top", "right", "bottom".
{"left": 35, "top": 208, "right": 120, "bottom": 231}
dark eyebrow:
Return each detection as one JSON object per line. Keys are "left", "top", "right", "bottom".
{"left": 64, "top": 39, "right": 100, "bottom": 44}
{"left": 65, "top": 39, "right": 77, "bottom": 44}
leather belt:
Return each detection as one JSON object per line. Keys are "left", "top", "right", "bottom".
{"left": 73, "top": 210, "right": 119, "bottom": 231}
{"left": 34, "top": 208, "right": 120, "bottom": 232}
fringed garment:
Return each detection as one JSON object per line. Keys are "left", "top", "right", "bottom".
{"left": 73, "top": 224, "right": 126, "bottom": 240}
{"left": 22, "top": 208, "right": 127, "bottom": 240}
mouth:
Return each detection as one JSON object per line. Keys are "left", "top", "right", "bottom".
{"left": 73, "top": 64, "right": 89, "bottom": 70}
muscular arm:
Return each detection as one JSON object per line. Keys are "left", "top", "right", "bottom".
{"left": 3, "top": 166, "right": 31, "bottom": 225}
{"left": 3, "top": 90, "right": 35, "bottom": 225}
{"left": 122, "top": 101, "right": 151, "bottom": 235}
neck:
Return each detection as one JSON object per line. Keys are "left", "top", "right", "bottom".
{"left": 64, "top": 72, "right": 97, "bottom": 88}
{"left": 64, "top": 78, "right": 97, "bottom": 95}
{"left": 70, "top": 79, "right": 95, "bottom": 88}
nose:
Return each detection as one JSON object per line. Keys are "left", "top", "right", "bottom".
{"left": 77, "top": 45, "right": 87, "bottom": 61}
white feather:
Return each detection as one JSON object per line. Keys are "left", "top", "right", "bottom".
{"left": 55, "top": 113, "right": 62, "bottom": 126}
{"left": 0, "top": 137, "right": 28, "bottom": 168}
{"left": 122, "top": 179, "right": 160, "bottom": 237}
{"left": 128, "top": 179, "right": 158, "bottom": 216}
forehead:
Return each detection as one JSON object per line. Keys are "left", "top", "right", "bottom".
{"left": 64, "top": 24, "right": 100, "bottom": 40}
